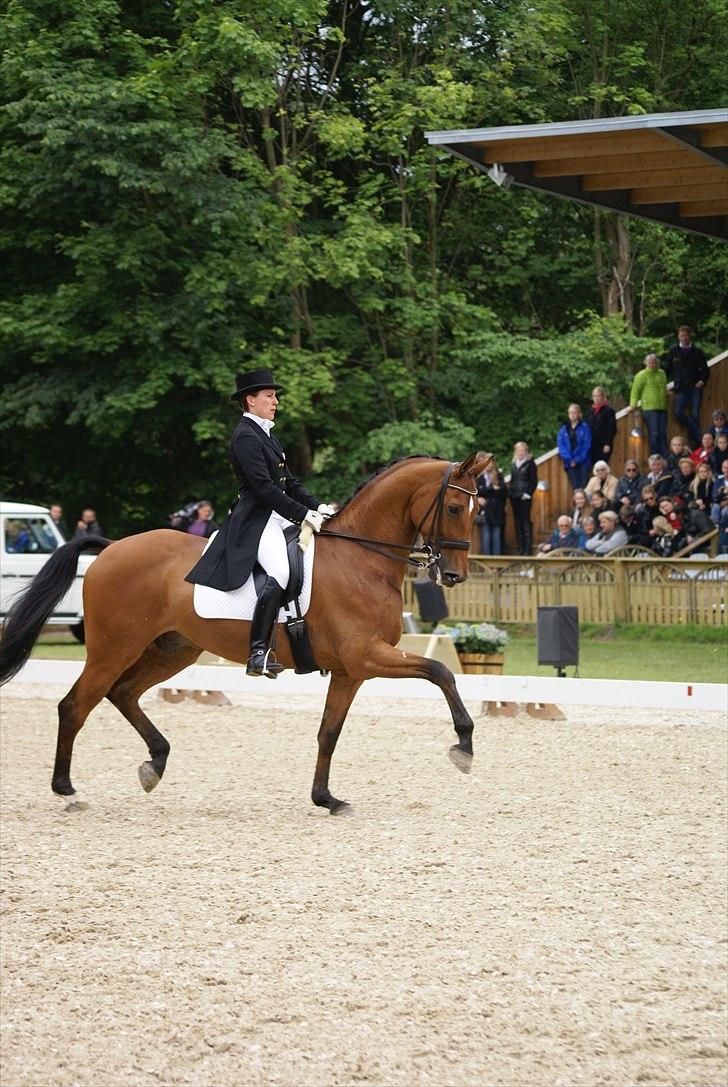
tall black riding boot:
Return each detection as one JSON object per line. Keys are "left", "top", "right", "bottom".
{"left": 522, "top": 522, "right": 533, "bottom": 555}
{"left": 246, "top": 576, "right": 286, "bottom": 678}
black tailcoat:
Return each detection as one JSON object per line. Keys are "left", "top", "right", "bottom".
{"left": 185, "top": 416, "right": 319, "bottom": 591}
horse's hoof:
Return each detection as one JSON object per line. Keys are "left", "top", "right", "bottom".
{"left": 138, "top": 762, "right": 161, "bottom": 793}
{"left": 329, "top": 799, "right": 352, "bottom": 816}
{"left": 448, "top": 744, "right": 473, "bottom": 774}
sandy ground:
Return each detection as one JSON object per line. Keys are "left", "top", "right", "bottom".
{"left": 1, "top": 684, "right": 727, "bottom": 1087}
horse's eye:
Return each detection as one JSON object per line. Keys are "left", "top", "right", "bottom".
{"left": 447, "top": 504, "right": 461, "bottom": 516}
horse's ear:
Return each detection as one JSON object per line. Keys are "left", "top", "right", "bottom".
{"left": 454, "top": 452, "right": 491, "bottom": 479}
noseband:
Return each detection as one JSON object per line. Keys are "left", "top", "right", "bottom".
{"left": 320, "top": 462, "right": 478, "bottom": 579}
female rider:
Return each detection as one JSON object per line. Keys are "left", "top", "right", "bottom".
{"left": 185, "top": 368, "right": 335, "bottom": 678}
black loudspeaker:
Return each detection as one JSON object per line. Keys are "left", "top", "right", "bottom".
{"left": 537, "top": 605, "right": 579, "bottom": 670}
{"left": 413, "top": 578, "right": 449, "bottom": 624}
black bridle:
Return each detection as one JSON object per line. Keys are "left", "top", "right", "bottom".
{"left": 319, "top": 462, "right": 479, "bottom": 580}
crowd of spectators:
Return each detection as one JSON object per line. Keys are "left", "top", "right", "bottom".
{"left": 477, "top": 326, "right": 727, "bottom": 558}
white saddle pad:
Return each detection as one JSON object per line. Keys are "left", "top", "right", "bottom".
{"left": 193, "top": 531, "right": 315, "bottom": 622}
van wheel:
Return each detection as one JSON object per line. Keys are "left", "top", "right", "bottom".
{"left": 69, "top": 620, "right": 85, "bottom": 644}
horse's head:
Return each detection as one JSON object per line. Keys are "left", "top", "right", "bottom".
{"left": 411, "top": 452, "right": 493, "bottom": 587}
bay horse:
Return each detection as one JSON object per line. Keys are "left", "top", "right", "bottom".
{"left": 0, "top": 452, "right": 490, "bottom": 812}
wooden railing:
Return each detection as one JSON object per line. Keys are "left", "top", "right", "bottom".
{"left": 481, "top": 348, "right": 728, "bottom": 551}
{"left": 404, "top": 555, "right": 727, "bottom": 626}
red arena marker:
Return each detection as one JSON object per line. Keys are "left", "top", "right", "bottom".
{"left": 687, "top": 685, "right": 693, "bottom": 696}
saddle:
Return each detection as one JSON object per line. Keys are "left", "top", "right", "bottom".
{"left": 252, "top": 525, "right": 324, "bottom": 675}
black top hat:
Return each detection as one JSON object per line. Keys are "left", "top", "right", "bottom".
{"left": 230, "top": 368, "right": 285, "bottom": 402}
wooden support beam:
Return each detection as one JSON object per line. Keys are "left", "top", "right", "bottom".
{"left": 632, "top": 182, "right": 728, "bottom": 204}
{"left": 696, "top": 124, "right": 728, "bottom": 148}
{"left": 679, "top": 200, "right": 728, "bottom": 217}
{"left": 583, "top": 166, "right": 727, "bottom": 191}
{"left": 474, "top": 131, "right": 674, "bottom": 163}
{"left": 534, "top": 150, "right": 697, "bottom": 177}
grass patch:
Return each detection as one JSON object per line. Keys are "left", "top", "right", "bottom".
{"left": 429, "top": 621, "right": 727, "bottom": 683}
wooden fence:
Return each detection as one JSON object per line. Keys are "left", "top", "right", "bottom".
{"left": 403, "top": 556, "right": 727, "bottom": 627}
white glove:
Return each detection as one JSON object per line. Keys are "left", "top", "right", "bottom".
{"left": 317, "top": 503, "right": 337, "bottom": 517}
{"left": 303, "top": 510, "right": 325, "bottom": 533}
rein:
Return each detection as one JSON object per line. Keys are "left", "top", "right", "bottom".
{"left": 319, "top": 462, "right": 480, "bottom": 574}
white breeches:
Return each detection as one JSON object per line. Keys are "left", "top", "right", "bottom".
{"left": 256, "top": 511, "right": 292, "bottom": 587}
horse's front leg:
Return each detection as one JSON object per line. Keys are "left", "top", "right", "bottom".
{"left": 312, "top": 673, "right": 362, "bottom": 814}
{"left": 356, "top": 642, "right": 474, "bottom": 773}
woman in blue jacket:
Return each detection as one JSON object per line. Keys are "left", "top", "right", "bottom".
{"left": 557, "top": 404, "right": 592, "bottom": 490}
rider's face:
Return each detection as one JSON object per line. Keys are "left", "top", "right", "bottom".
{"left": 247, "top": 388, "right": 278, "bottom": 420}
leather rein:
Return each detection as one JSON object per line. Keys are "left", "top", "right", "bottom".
{"left": 319, "top": 462, "right": 479, "bottom": 575}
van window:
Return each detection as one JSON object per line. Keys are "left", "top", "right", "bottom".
{"left": 4, "top": 517, "right": 58, "bottom": 554}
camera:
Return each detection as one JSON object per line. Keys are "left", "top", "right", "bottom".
{"left": 168, "top": 500, "right": 202, "bottom": 531}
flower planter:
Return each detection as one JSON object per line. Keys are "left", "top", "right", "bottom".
{"left": 457, "top": 652, "right": 504, "bottom": 675}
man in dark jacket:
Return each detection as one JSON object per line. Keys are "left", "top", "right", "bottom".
{"left": 73, "top": 508, "right": 103, "bottom": 537}
{"left": 586, "top": 386, "right": 617, "bottom": 466}
{"left": 614, "top": 460, "right": 646, "bottom": 508}
{"left": 663, "top": 325, "right": 709, "bottom": 446}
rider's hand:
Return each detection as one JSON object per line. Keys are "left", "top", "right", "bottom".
{"left": 303, "top": 510, "right": 325, "bottom": 533}
{"left": 317, "top": 503, "right": 337, "bottom": 517}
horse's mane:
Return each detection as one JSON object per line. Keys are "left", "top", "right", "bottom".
{"left": 329, "top": 453, "right": 450, "bottom": 520}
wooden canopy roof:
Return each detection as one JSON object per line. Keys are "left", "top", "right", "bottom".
{"left": 426, "top": 109, "right": 728, "bottom": 240}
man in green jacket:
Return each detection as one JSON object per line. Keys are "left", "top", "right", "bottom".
{"left": 630, "top": 353, "right": 668, "bottom": 458}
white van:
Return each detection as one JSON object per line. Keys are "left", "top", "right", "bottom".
{"left": 0, "top": 501, "right": 96, "bottom": 637}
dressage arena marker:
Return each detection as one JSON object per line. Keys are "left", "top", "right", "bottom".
{"left": 10, "top": 659, "right": 727, "bottom": 714}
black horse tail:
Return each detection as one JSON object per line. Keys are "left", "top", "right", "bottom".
{"left": 0, "top": 536, "right": 112, "bottom": 687}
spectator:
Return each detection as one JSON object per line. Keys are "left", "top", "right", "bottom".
{"left": 657, "top": 496, "right": 685, "bottom": 537}
{"left": 709, "top": 432, "right": 728, "bottom": 476}
{"left": 538, "top": 515, "right": 581, "bottom": 554}
{"left": 5, "top": 520, "right": 31, "bottom": 553}
{"left": 615, "top": 460, "right": 646, "bottom": 508}
{"left": 650, "top": 516, "right": 686, "bottom": 557}
{"left": 588, "top": 491, "right": 610, "bottom": 518}
{"left": 557, "top": 405, "right": 591, "bottom": 490}
{"left": 586, "top": 386, "right": 617, "bottom": 466}
{"left": 508, "top": 441, "right": 537, "bottom": 556}
{"left": 186, "top": 500, "right": 219, "bottom": 539}
{"left": 711, "top": 460, "right": 728, "bottom": 553}
{"left": 690, "top": 431, "right": 715, "bottom": 468}
{"left": 687, "top": 463, "right": 715, "bottom": 537}
{"left": 49, "top": 503, "right": 69, "bottom": 540}
{"left": 618, "top": 503, "right": 641, "bottom": 545}
{"left": 585, "top": 510, "right": 628, "bottom": 555}
{"left": 577, "top": 515, "right": 597, "bottom": 550}
{"left": 73, "top": 508, "right": 103, "bottom": 538}
{"left": 711, "top": 459, "right": 728, "bottom": 522}
{"left": 644, "top": 454, "right": 673, "bottom": 500}
{"left": 709, "top": 409, "right": 727, "bottom": 441}
{"left": 585, "top": 460, "right": 619, "bottom": 507}
{"left": 570, "top": 488, "right": 591, "bottom": 529}
{"left": 663, "top": 325, "right": 709, "bottom": 446}
{"left": 636, "top": 485, "right": 660, "bottom": 546}
{"left": 666, "top": 434, "right": 692, "bottom": 478}
{"left": 629, "top": 353, "right": 668, "bottom": 457}
{"left": 670, "top": 457, "right": 696, "bottom": 508}
{"left": 475, "top": 454, "right": 507, "bottom": 555}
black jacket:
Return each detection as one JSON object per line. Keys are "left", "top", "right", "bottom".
{"left": 185, "top": 416, "right": 319, "bottom": 591}
{"left": 476, "top": 470, "right": 507, "bottom": 527}
{"left": 508, "top": 458, "right": 538, "bottom": 500}
{"left": 615, "top": 473, "right": 646, "bottom": 506}
{"left": 586, "top": 403, "right": 617, "bottom": 456}
{"left": 663, "top": 343, "right": 709, "bottom": 392}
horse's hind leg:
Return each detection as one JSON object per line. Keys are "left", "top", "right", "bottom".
{"left": 311, "top": 673, "right": 362, "bottom": 814}
{"left": 106, "top": 636, "right": 201, "bottom": 794}
{"left": 53, "top": 651, "right": 143, "bottom": 807}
